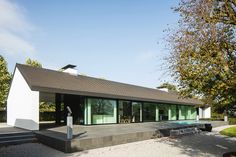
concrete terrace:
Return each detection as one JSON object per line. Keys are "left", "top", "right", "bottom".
{"left": 35, "top": 121, "right": 228, "bottom": 152}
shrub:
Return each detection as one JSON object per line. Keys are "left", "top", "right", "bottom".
{"left": 200, "top": 118, "right": 224, "bottom": 121}
{"left": 211, "top": 112, "right": 224, "bottom": 119}
{"left": 0, "top": 110, "right": 6, "bottom": 122}
{"left": 39, "top": 112, "right": 55, "bottom": 121}
{"left": 229, "top": 118, "right": 236, "bottom": 125}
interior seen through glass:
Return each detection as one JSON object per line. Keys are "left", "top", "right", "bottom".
{"left": 84, "top": 97, "right": 197, "bottom": 125}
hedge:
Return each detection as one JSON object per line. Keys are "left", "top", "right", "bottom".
{"left": 39, "top": 112, "right": 55, "bottom": 121}
{"left": 229, "top": 118, "right": 236, "bottom": 125}
{"left": 0, "top": 111, "right": 6, "bottom": 122}
{"left": 200, "top": 118, "right": 224, "bottom": 121}
{"left": 0, "top": 111, "right": 56, "bottom": 122}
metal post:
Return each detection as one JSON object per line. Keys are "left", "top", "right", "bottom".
{"left": 224, "top": 115, "right": 228, "bottom": 122}
{"left": 66, "top": 106, "right": 73, "bottom": 140}
{"left": 196, "top": 115, "right": 199, "bottom": 121}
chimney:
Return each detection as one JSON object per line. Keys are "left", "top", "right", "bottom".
{"left": 61, "top": 64, "right": 78, "bottom": 75}
{"left": 158, "top": 88, "right": 169, "bottom": 92}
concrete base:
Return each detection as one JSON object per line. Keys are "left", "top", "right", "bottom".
{"left": 35, "top": 121, "right": 229, "bottom": 153}
{"left": 36, "top": 128, "right": 157, "bottom": 152}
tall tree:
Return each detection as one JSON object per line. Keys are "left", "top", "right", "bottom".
{"left": 25, "top": 58, "right": 53, "bottom": 112}
{"left": 157, "top": 82, "right": 178, "bottom": 92}
{"left": 167, "top": 0, "right": 236, "bottom": 112}
{"left": 0, "top": 56, "right": 11, "bottom": 109}
{"left": 25, "top": 58, "right": 42, "bottom": 68}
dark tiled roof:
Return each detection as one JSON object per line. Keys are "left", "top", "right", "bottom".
{"left": 16, "top": 64, "right": 202, "bottom": 106}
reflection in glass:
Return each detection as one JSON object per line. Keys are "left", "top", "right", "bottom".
{"left": 132, "top": 102, "right": 142, "bottom": 122}
{"left": 88, "top": 98, "right": 117, "bottom": 124}
{"left": 143, "top": 103, "right": 156, "bottom": 122}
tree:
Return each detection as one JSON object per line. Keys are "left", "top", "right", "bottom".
{"left": 25, "top": 58, "right": 42, "bottom": 68}
{"left": 0, "top": 55, "right": 11, "bottom": 109}
{"left": 157, "top": 82, "right": 178, "bottom": 92}
{"left": 202, "top": 0, "right": 236, "bottom": 25}
{"left": 167, "top": 0, "right": 236, "bottom": 112}
{"left": 25, "top": 58, "right": 54, "bottom": 112}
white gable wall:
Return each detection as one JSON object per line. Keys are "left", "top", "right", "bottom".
{"left": 198, "top": 107, "right": 211, "bottom": 119}
{"left": 7, "top": 67, "right": 39, "bottom": 130}
{"left": 203, "top": 107, "right": 211, "bottom": 118}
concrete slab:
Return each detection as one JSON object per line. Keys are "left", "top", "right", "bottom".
{"left": 35, "top": 121, "right": 209, "bottom": 152}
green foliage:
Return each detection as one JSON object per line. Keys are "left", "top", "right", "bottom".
{"left": 167, "top": 0, "right": 236, "bottom": 110}
{"left": 0, "top": 110, "right": 6, "bottom": 122}
{"left": 220, "top": 126, "right": 236, "bottom": 137}
{"left": 40, "top": 102, "right": 56, "bottom": 112}
{"left": 39, "top": 112, "right": 55, "bottom": 121}
{"left": 157, "top": 82, "right": 178, "bottom": 92}
{"left": 0, "top": 55, "right": 11, "bottom": 108}
{"left": 211, "top": 112, "right": 224, "bottom": 119}
{"left": 200, "top": 118, "right": 224, "bottom": 121}
{"left": 25, "top": 58, "right": 42, "bottom": 68}
{"left": 203, "top": 0, "right": 236, "bottom": 26}
{"left": 25, "top": 59, "right": 55, "bottom": 112}
{"left": 229, "top": 118, "right": 236, "bottom": 125}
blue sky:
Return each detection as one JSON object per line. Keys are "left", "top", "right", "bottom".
{"left": 0, "top": 0, "right": 179, "bottom": 88}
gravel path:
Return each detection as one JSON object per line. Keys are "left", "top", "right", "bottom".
{"left": 0, "top": 125, "right": 235, "bottom": 157}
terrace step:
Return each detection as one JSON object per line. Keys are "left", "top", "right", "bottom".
{"left": 0, "top": 131, "right": 33, "bottom": 137}
{"left": 0, "top": 132, "right": 37, "bottom": 147}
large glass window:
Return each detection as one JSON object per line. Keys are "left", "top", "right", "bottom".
{"left": 179, "top": 105, "right": 187, "bottom": 120}
{"left": 178, "top": 105, "right": 196, "bottom": 120}
{"left": 191, "top": 107, "right": 197, "bottom": 119}
{"left": 85, "top": 98, "right": 117, "bottom": 124}
{"left": 169, "top": 105, "right": 177, "bottom": 120}
{"left": 188, "top": 106, "right": 197, "bottom": 119}
{"left": 158, "top": 104, "right": 169, "bottom": 121}
{"left": 118, "top": 101, "right": 142, "bottom": 123}
{"left": 143, "top": 103, "right": 156, "bottom": 122}
{"left": 131, "top": 102, "right": 142, "bottom": 122}
{"left": 119, "top": 100, "right": 131, "bottom": 123}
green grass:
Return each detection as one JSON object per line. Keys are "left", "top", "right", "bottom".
{"left": 220, "top": 126, "right": 236, "bottom": 138}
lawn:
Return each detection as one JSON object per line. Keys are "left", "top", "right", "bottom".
{"left": 220, "top": 126, "right": 236, "bottom": 138}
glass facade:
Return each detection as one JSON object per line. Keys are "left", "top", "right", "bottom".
{"left": 143, "top": 103, "right": 156, "bottom": 122}
{"left": 118, "top": 101, "right": 142, "bottom": 123}
{"left": 84, "top": 98, "right": 117, "bottom": 125}
{"left": 119, "top": 100, "right": 132, "bottom": 123}
{"left": 131, "top": 102, "right": 142, "bottom": 122}
{"left": 169, "top": 105, "right": 177, "bottom": 120}
{"left": 178, "top": 105, "right": 197, "bottom": 120}
{"left": 157, "top": 104, "right": 170, "bottom": 121}
{"left": 84, "top": 97, "right": 197, "bottom": 125}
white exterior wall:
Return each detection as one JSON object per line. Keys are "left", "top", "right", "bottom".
{"left": 7, "top": 68, "right": 39, "bottom": 130}
{"left": 62, "top": 68, "right": 78, "bottom": 75}
{"left": 198, "top": 108, "right": 203, "bottom": 118}
{"left": 203, "top": 107, "right": 211, "bottom": 118}
{"left": 198, "top": 107, "right": 211, "bottom": 119}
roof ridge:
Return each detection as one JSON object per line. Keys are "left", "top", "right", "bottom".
{"left": 15, "top": 63, "right": 201, "bottom": 105}
{"left": 17, "top": 63, "right": 172, "bottom": 94}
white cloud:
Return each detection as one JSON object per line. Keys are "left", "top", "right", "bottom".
{"left": 0, "top": 0, "right": 35, "bottom": 56}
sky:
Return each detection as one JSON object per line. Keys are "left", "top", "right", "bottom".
{"left": 0, "top": 0, "right": 180, "bottom": 88}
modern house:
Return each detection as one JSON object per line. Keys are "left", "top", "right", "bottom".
{"left": 7, "top": 64, "right": 210, "bottom": 130}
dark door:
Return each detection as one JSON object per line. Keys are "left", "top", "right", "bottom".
{"left": 64, "top": 94, "right": 84, "bottom": 124}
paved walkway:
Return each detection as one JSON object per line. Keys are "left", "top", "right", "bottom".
{"left": 0, "top": 125, "right": 235, "bottom": 157}
{"left": 0, "top": 123, "right": 30, "bottom": 134}
{"left": 212, "top": 125, "right": 236, "bottom": 132}
{"left": 0, "top": 123, "right": 9, "bottom": 128}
